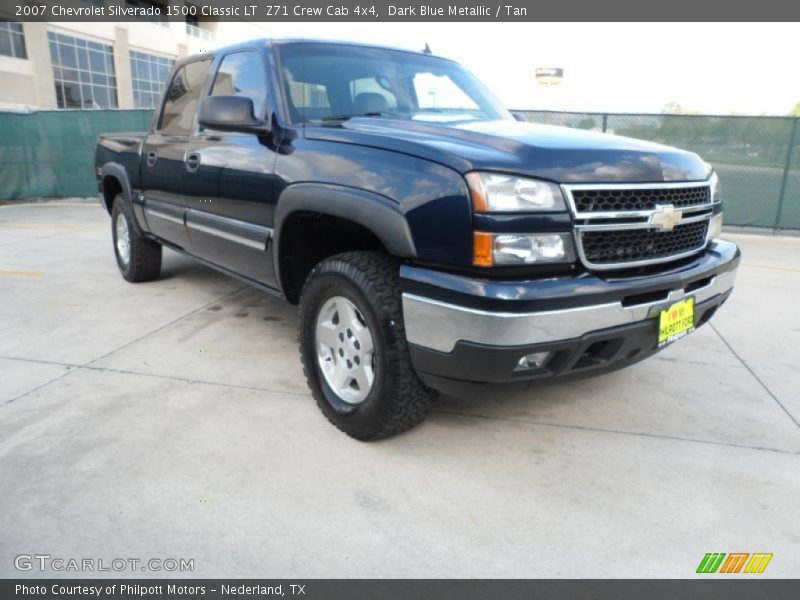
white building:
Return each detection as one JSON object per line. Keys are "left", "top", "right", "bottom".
{"left": 0, "top": 1, "right": 264, "bottom": 111}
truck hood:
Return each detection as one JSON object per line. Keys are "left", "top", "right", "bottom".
{"left": 304, "top": 118, "right": 710, "bottom": 183}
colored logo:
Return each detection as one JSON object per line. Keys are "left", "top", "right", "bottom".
{"left": 696, "top": 552, "right": 773, "bottom": 574}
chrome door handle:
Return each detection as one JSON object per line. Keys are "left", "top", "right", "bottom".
{"left": 185, "top": 153, "right": 201, "bottom": 173}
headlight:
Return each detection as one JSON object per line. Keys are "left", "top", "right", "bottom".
{"left": 707, "top": 172, "right": 722, "bottom": 242}
{"left": 473, "top": 232, "right": 575, "bottom": 266}
{"left": 706, "top": 214, "right": 722, "bottom": 242}
{"left": 466, "top": 172, "right": 566, "bottom": 212}
{"left": 709, "top": 171, "right": 721, "bottom": 203}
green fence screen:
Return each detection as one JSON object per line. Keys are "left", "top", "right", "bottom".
{"left": 0, "top": 109, "right": 153, "bottom": 200}
{"left": 1, "top": 109, "right": 799, "bottom": 229}
{"left": 517, "top": 111, "right": 800, "bottom": 230}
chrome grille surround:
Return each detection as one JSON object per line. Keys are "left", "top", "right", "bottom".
{"left": 562, "top": 180, "right": 718, "bottom": 270}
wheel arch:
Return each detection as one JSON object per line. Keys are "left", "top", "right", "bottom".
{"left": 100, "top": 162, "right": 133, "bottom": 215}
{"left": 273, "top": 183, "right": 417, "bottom": 302}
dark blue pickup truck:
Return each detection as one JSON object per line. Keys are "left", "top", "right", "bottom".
{"left": 95, "top": 39, "right": 739, "bottom": 440}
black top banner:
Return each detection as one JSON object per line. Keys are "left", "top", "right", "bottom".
{"left": 1, "top": 0, "right": 799, "bottom": 22}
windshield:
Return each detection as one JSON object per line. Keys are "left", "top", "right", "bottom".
{"left": 275, "top": 42, "right": 512, "bottom": 125}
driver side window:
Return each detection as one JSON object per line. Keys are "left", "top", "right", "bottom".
{"left": 210, "top": 51, "right": 268, "bottom": 118}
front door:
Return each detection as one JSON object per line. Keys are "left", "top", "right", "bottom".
{"left": 184, "top": 50, "right": 279, "bottom": 286}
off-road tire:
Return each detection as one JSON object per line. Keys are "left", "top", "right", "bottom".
{"left": 111, "top": 194, "right": 162, "bottom": 283}
{"left": 298, "top": 251, "right": 437, "bottom": 440}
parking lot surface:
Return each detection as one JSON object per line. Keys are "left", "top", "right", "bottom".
{"left": 1, "top": 201, "right": 799, "bottom": 578}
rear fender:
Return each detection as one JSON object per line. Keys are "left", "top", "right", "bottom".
{"left": 101, "top": 163, "right": 148, "bottom": 232}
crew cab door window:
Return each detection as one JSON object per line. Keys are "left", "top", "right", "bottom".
{"left": 158, "top": 58, "right": 212, "bottom": 135}
{"left": 210, "top": 51, "right": 268, "bottom": 118}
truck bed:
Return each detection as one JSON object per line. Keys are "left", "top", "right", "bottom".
{"left": 95, "top": 132, "right": 146, "bottom": 191}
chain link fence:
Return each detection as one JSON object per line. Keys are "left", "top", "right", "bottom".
{"left": 2, "top": 109, "right": 799, "bottom": 230}
{"left": 516, "top": 111, "right": 800, "bottom": 230}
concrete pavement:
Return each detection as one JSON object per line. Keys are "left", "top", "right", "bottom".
{"left": 1, "top": 201, "right": 798, "bottom": 578}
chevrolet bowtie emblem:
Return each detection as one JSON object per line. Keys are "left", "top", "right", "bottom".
{"left": 649, "top": 204, "right": 683, "bottom": 231}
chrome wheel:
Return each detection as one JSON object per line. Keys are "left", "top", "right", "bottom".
{"left": 115, "top": 211, "right": 131, "bottom": 266}
{"left": 315, "top": 295, "right": 375, "bottom": 405}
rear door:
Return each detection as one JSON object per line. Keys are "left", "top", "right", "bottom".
{"left": 141, "top": 57, "right": 213, "bottom": 248}
{"left": 184, "top": 50, "right": 279, "bottom": 286}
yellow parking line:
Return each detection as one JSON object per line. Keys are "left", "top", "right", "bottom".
{"left": 742, "top": 262, "right": 800, "bottom": 274}
{"left": 0, "top": 268, "right": 43, "bottom": 277}
{"left": 0, "top": 202, "right": 96, "bottom": 208}
{"left": 0, "top": 222, "right": 104, "bottom": 231}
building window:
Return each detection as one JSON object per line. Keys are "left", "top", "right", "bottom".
{"left": 124, "top": 0, "right": 170, "bottom": 27}
{"left": 0, "top": 21, "right": 27, "bottom": 59}
{"left": 48, "top": 32, "right": 117, "bottom": 109}
{"left": 130, "top": 50, "right": 174, "bottom": 109}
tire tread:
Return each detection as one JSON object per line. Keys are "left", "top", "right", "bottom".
{"left": 299, "top": 251, "right": 436, "bottom": 440}
{"left": 112, "top": 195, "right": 161, "bottom": 283}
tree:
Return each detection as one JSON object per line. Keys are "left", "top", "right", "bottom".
{"left": 661, "top": 102, "right": 684, "bottom": 114}
{"left": 661, "top": 102, "right": 700, "bottom": 115}
{"left": 790, "top": 101, "right": 800, "bottom": 116}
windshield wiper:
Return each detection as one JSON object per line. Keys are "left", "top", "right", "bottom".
{"left": 320, "top": 111, "right": 404, "bottom": 123}
{"left": 320, "top": 114, "right": 355, "bottom": 122}
{"left": 362, "top": 111, "right": 404, "bottom": 118}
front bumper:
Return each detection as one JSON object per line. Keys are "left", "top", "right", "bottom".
{"left": 401, "top": 239, "right": 740, "bottom": 392}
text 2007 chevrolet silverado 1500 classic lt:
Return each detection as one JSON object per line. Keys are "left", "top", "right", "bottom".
{"left": 95, "top": 40, "right": 740, "bottom": 440}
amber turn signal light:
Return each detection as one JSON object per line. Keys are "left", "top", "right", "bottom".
{"left": 473, "top": 231, "right": 493, "bottom": 267}
{"left": 465, "top": 172, "right": 488, "bottom": 213}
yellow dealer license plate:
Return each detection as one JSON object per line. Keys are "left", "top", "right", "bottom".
{"left": 658, "top": 297, "right": 695, "bottom": 348}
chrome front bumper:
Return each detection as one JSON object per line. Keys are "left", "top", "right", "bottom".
{"left": 403, "top": 241, "right": 739, "bottom": 354}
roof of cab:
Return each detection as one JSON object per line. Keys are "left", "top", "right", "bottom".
{"left": 175, "top": 37, "right": 454, "bottom": 66}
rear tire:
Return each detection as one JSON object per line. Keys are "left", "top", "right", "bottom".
{"left": 298, "top": 251, "right": 436, "bottom": 440}
{"left": 111, "top": 194, "right": 161, "bottom": 283}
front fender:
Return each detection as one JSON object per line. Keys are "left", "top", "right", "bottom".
{"left": 273, "top": 183, "right": 417, "bottom": 288}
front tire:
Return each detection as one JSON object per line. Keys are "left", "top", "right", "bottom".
{"left": 298, "top": 252, "right": 436, "bottom": 440}
{"left": 111, "top": 194, "right": 162, "bottom": 283}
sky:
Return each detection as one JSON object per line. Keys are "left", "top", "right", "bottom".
{"left": 216, "top": 22, "right": 800, "bottom": 116}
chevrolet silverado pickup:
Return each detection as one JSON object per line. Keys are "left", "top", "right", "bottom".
{"left": 95, "top": 39, "right": 740, "bottom": 440}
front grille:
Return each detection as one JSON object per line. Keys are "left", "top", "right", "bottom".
{"left": 572, "top": 185, "right": 710, "bottom": 213}
{"left": 580, "top": 220, "right": 709, "bottom": 265}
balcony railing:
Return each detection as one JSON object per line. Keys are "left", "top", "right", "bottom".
{"left": 185, "top": 24, "right": 213, "bottom": 41}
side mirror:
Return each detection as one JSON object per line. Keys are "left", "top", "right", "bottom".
{"left": 512, "top": 112, "right": 528, "bottom": 122}
{"left": 198, "top": 95, "right": 270, "bottom": 134}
